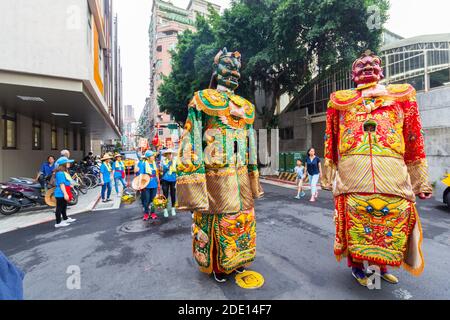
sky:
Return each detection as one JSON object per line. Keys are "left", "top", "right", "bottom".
{"left": 113, "top": 0, "right": 230, "bottom": 117}
{"left": 114, "top": 0, "right": 450, "bottom": 118}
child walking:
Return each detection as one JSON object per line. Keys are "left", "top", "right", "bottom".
{"left": 100, "top": 153, "right": 113, "bottom": 203}
{"left": 54, "top": 157, "right": 77, "bottom": 228}
{"left": 294, "top": 159, "right": 306, "bottom": 199}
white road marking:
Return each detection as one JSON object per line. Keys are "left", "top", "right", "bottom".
{"left": 393, "top": 288, "right": 413, "bottom": 300}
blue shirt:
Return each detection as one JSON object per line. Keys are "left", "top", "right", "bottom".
{"left": 306, "top": 156, "right": 321, "bottom": 176}
{"left": 137, "top": 161, "right": 158, "bottom": 189}
{"left": 54, "top": 171, "right": 71, "bottom": 198}
{"left": 0, "top": 251, "right": 24, "bottom": 300}
{"left": 40, "top": 162, "right": 55, "bottom": 177}
{"left": 100, "top": 162, "right": 112, "bottom": 183}
{"left": 161, "top": 159, "right": 177, "bottom": 182}
{"left": 294, "top": 166, "right": 304, "bottom": 179}
{"left": 113, "top": 161, "right": 125, "bottom": 178}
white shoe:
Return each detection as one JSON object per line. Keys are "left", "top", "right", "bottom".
{"left": 55, "top": 221, "right": 70, "bottom": 228}
{"left": 66, "top": 218, "right": 77, "bottom": 223}
{"left": 171, "top": 208, "right": 177, "bottom": 216}
{"left": 163, "top": 209, "right": 169, "bottom": 218}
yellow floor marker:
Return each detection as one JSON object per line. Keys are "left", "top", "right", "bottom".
{"left": 235, "top": 271, "right": 265, "bottom": 289}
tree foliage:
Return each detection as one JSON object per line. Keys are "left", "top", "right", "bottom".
{"left": 158, "top": 0, "right": 390, "bottom": 126}
{"left": 158, "top": 13, "right": 219, "bottom": 124}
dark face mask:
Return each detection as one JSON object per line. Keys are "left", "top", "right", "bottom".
{"left": 213, "top": 48, "right": 241, "bottom": 91}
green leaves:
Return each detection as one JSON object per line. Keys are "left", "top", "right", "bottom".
{"left": 157, "top": 0, "right": 389, "bottom": 126}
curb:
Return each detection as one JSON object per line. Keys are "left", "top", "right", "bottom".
{"left": 0, "top": 192, "right": 102, "bottom": 235}
{"left": 260, "top": 177, "right": 322, "bottom": 190}
{"left": 261, "top": 176, "right": 319, "bottom": 187}
{"left": 89, "top": 194, "right": 102, "bottom": 212}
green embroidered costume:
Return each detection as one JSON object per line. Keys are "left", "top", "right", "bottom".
{"left": 176, "top": 49, "right": 263, "bottom": 275}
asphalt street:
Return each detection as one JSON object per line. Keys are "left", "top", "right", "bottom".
{"left": 1, "top": 183, "right": 449, "bottom": 300}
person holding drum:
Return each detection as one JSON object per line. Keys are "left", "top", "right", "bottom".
{"left": 135, "top": 150, "right": 160, "bottom": 221}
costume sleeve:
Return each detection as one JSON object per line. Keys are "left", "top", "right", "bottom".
{"left": 321, "top": 105, "right": 339, "bottom": 190}
{"left": 402, "top": 96, "right": 433, "bottom": 194}
{"left": 247, "top": 126, "right": 264, "bottom": 199}
{"left": 176, "top": 101, "right": 209, "bottom": 211}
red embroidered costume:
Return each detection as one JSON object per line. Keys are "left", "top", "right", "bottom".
{"left": 322, "top": 50, "right": 432, "bottom": 282}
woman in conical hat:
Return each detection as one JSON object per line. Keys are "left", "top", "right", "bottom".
{"left": 100, "top": 153, "right": 114, "bottom": 202}
{"left": 136, "top": 150, "right": 160, "bottom": 221}
{"left": 113, "top": 153, "right": 127, "bottom": 197}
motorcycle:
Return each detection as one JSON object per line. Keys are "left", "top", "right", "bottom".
{"left": 0, "top": 178, "right": 78, "bottom": 216}
{"left": 0, "top": 180, "right": 46, "bottom": 216}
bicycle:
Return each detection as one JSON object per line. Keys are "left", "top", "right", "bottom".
{"left": 71, "top": 172, "right": 88, "bottom": 195}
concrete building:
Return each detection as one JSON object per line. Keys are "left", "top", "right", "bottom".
{"left": 139, "top": 0, "right": 220, "bottom": 146}
{"left": 0, "top": 0, "right": 123, "bottom": 181}
{"left": 277, "top": 33, "right": 450, "bottom": 183}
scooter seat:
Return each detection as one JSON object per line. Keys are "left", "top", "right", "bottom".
{"left": 10, "top": 177, "right": 34, "bottom": 184}
{"left": 29, "top": 183, "right": 43, "bottom": 190}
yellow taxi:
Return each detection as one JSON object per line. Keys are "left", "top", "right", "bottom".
{"left": 121, "top": 151, "right": 139, "bottom": 172}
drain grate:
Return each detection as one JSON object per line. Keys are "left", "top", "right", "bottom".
{"left": 119, "top": 219, "right": 155, "bottom": 233}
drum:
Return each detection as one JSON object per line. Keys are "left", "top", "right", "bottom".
{"left": 131, "top": 174, "right": 151, "bottom": 191}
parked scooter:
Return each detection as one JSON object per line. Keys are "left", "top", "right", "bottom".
{"left": 0, "top": 181, "right": 46, "bottom": 215}
{"left": 0, "top": 177, "right": 78, "bottom": 216}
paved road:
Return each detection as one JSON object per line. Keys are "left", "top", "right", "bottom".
{"left": 1, "top": 183, "right": 449, "bottom": 300}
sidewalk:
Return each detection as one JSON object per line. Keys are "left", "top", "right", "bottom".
{"left": 0, "top": 188, "right": 101, "bottom": 235}
{"left": 93, "top": 191, "right": 122, "bottom": 212}
{"left": 260, "top": 176, "right": 322, "bottom": 190}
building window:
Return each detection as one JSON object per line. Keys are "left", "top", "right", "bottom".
{"left": 32, "top": 119, "right": 42, "bottom": 150}
{"left": 280, "top": 127, "right": 294, "bottom": 140}
{"left": 73, "top": 129, "right": 78, "bottom": 151}
{"left": 2, "top": 110, "right": 17, "bottom": 149}
{"left": 157, "top": 45, "right": 162, "bottom": 52}
{"left": 158, "top": 129, "right": 164, "bottom": 136}
{"left": 51, "top": 125, "right": 58, "bottom": 150}
{"left": 64, "top": 129, "right": 69, "bottom": 149}
{"left": 430, "top": 68, "right": 450, "bottom": 89}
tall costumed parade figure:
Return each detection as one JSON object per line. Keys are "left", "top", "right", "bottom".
{"left": 322, "top": 50, "right": 433, "bottom": 287}
{"left": 176, "top": 48, "right": 264, "bottom": 285}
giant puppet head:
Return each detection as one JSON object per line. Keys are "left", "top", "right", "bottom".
{"left": 352, "top": 50, "right": 384, "bottom": 85}
{"left": 212, "top": 48, "right": 241, "bottom": 91}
